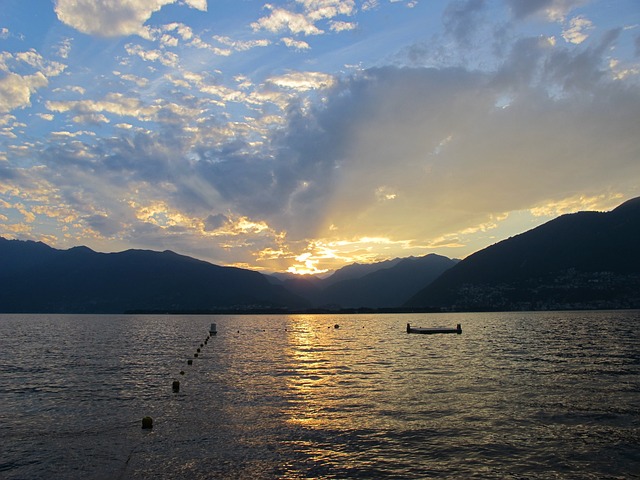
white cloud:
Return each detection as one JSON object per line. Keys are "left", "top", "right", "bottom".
{"left": 72, "top": 113, "right": 111, "bottom": 124}
{"left": 297, "top": 0, "right": 356, "bottom": 21}
{"left": 330, "top": 21, "right": 357, "bottom": 32}
{"left": 267, "top": 71, "right": 336, "bottom": 91}
{"left": 164, "top": 23, "right": 193, "bottom": 41}
{"left": 252, "top": 6, "right": 323, "bottom": 36}
{"left": 183, "top": 0, "right": 207, "bottom": 10}
{"left": 282, "top": 37, "right": 311, "bottom": 50}
{"left": 45, "top": 93, "right": 160, "bottom": 122}
{"left": 252, "top": 1, "right": 356, "bottom": 37}
{"left": 54, "top": 0, "right": 207, "bottom": 37}
{"left": 55, "top": 38, "right": 73, "bottom": 59}
{"left": 0, "top": 72, "right": 48, "bottom": 113}
{"left": 212, "top": 35, "right": 271, "bottom": 52}
{"left": 562, "top": 16, "right": 593, "bottom": 44}
{"left": 1, "top": 49, "right": 66, "bottom": 77}
{"left": 125, "top": 43, "right": 179, "bottom": 66}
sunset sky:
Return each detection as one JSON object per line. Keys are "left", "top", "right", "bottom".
{"left": 1, "top": 0, "right": 639, "bottom": 274}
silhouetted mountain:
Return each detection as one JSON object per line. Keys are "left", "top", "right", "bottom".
{"left": 406, "top": 197, "right": 640, "bottom": 311}
{"left": 274, "top": 275, "right": 325, "bottom": 306}
{"left": 0, "top": 238, "right": 308, "bottom": 313}
{"left": 321, "top": 258, "right": 404, "bottom": 286}
{"left": 315, "top": 254, "right": 459, "bottom": 308}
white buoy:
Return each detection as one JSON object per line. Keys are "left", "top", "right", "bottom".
{"left": 210, "top": 323, "right": 217, "bottom": 335}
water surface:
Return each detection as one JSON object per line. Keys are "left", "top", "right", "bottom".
{"left": 1, "top": 311, "right": 638, "bottom": 478}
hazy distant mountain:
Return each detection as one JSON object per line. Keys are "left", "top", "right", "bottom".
{"left": 321, "top": 258, "right": 404, "bottom": 286}
{"left": 406, "top": 197, "right": 640, "bottom": 311}
{"left": 0, "top": 238, "right": 308, "bottom": 313}
{"left": 314, "top": 254, "right": 458, "bottom": 308}
{"left": 266, "top": 256, "right": 447, "bottom": 308}
{"left": 266, "top": 254, "right": 458, "bottom": 309}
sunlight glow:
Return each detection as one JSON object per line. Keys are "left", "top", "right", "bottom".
{"left": 530, "top": 194, "right": 624, "bottom": 217}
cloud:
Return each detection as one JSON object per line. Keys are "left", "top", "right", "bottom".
{"left": 282, "top": 37, "right": 311, "bottom": 50}
{"left": 267, "top": 71, "right": 336, "bottom": 91}
{"left": 252, "top": 6, "right": 323, "bottom": 36}
{"left": 442, "top": 0, "right": 487, "bottom": 46}
{"left": 255, "top": 37, "right": 640, "bottom": 246}
{"left": 212, "top": 35, "right": 271, "bottom": 52}
{"left": 54, "top": 0, "right": 207, "bottom": 37}
{"left": 562, "top": 15, "right": 594, "bottom": 44}
{"left": 124, "top": 43, "right": 179, "bottom": 67}
{"left": 251, "top": 0, "right": 356, "bottom": 37}
{"left": 45, "top": 93, "right": 160, "bottom": 122}
{"left": 3, "top": 2, "right": 639, "bottom": 269}
{"left": 505, "top": 0, "right": 588, "bottom": 22}
{"left": 330, "top": 21, "right": 357, "bottom": 33}
{"left": 204, "top": 213, "right": 231, "bottom": 231}
{"left": 0, "top": 72, "right": 48, "bottom": 113}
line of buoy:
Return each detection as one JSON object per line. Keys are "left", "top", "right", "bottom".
{"left": 177, "top": 328, "right": 215, "bottom": 392}
{"left": 143, "top": 327, "right": 216, "bottom": 432}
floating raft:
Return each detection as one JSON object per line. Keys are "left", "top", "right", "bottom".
{"left": 407, "top": 323, "right": 462, "bottom": 334}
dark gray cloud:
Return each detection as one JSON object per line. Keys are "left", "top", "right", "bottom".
{"left": 204, "top": 213, "right": 230, "bottom": 231}
{"left": 504, "top": 0, "right": 554, "bottom": 19}
{"left": 443, "top": 0, "right": 487, "bottom": 46}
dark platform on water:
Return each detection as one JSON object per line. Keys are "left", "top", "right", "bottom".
{"left": 407, "top": 323, "right": 462, "bottom": 334}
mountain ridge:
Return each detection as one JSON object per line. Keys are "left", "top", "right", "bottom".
{"left": 2, "top": 196, "right": 639, "bottom": 313}
{"left": 406, "top": 197, "right": 640, "bottom": 310}
{"left": 0, "top": 238, "right": 308, "bottom": 313}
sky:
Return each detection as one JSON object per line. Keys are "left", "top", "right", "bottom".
{"left": 1, "top": 0, "right": 639, "bottom": 274}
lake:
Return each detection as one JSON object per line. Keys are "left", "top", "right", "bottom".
{"left": 0, "top": 311, "right": 638, "bottom": 479}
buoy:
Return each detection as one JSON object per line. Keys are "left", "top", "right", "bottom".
{"left": 172, "top": 380, "right": 180, "bottom": 393}
{"left": 197, "top": 348, "right": 200, "bottom": 353}
{"left": 200, "top": 343, "right": 204, "bottom": 348}
{"left": 180, "top": 370, "right": 185, "bottom": 375}
{"left": 142, "top": 416, "right": 153, "bottom": 429}
{"left": 210, "top": 323, "right": 217, "bottom": 335}
{"left": 194, "top": 353, "right": 198, "bottom": 358}
{"left": 334, "top": 324, "right": 340, "bottom": 329}
{"left": 187, "top": 359, "right": 193, "bottom": 365}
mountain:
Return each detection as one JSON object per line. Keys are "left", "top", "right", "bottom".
{"left": 315, "top": 254, "right": 458, "bottom": 308}
{"left": 406, "top": 197, "right": 640, "bottom": 311}
{"left": 0, "top": 238, "right": 308, "bottom": 313}
{"left": 321, "top": 258, "right": 404, "bottom": 286}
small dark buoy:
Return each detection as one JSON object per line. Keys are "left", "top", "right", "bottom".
{"left": 142, "top": 416, "right": 153, "bottom": 429}
{"left": 197, "top": 348, "right": 201, "bottom": 353}
{"left": 334, "top": 324, "right": 340, "bottom": 329}
{"left": 187, "top": 359, "right": 193, "bottom": 365}
{"left": 200, "top": 343, "right": 204, "bottom": 348}
{"left": 172, "top": 380, "right": 180, "bottom": 393}
{"left": 180, "top": 370, "right": 185, "bottom": 375}
{"left": 194, "top": 353, "right": 198, "bottom": 358}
